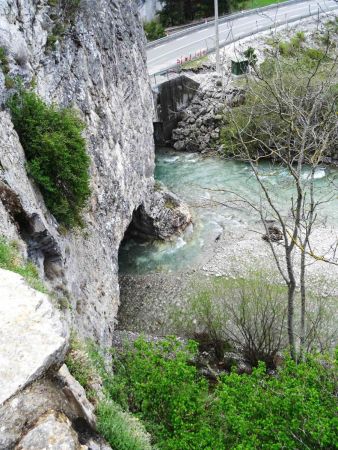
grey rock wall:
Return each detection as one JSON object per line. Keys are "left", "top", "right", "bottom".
{"left": 0, "top": 0, "right": 155, "bottom": 346}
{"left": 137, "top": 0, "right": 162, "bottom": 22}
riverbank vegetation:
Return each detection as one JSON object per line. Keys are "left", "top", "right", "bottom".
{"left": 7, "top": 88, "right": 90, "bottom": 228}
{"left": 67, "top": 336, "right": 338, "bottom": 450}
{"left": 218, "top": 25, "right": 338, "bottom": 361}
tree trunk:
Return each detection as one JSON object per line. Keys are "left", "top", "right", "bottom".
{"left": 299, "top": 249, "right": 306, "bottom": 361}
{"left": 287, "top": 281, "right": 297, "bottom": 361}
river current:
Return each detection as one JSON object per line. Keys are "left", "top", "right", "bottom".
{"left": 119, "top": 148, "right": 338, "bottom": 274}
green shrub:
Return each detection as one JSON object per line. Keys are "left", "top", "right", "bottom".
{"left": 243, "top": 46, "right": 257, "bottom": 65}
{"left": 143, "top": 20, "right": 166, "bottom": 42}
{"left": 4, "top": 75, "right": 15, "bottom": 89}
{"left": 0, "top": 46, "right": 9, "bottom": 74}
{"left": 278, "top": 40, "right": 294, "bottom": 56}
{"left": 97, "top": 337, "right": 338, "bottom": 450}
{"left": 7, "top": 89, "right": 90, "bottom": 228}
{"left": 213, "top": 356, "right": 338, "bottom": 449}
{"left": 46, "top": 0, "right": 80, "bottom": 51}
{"left": 0, "top": 236, "right": 46, "bottom": 292}
{"left": 108, "top": 337, "right": 219, "bottom": 450}
{"left": 304, "top": 47, "right": 327, "bottom": 61}
{"left": 97, "top": 401, "right": 152, "bottom": 450}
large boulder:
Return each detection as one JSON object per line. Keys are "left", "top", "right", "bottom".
{"left": 0, "top": 269, "right": 69, "bottom": 405}
{"left": 15, "top": 410, "right": 83, "bottom": 450}
{"left": 127, "top": 186, "right": 192, "bottom": 241}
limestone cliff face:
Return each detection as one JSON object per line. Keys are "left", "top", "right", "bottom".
{"left": 0, "top": 0, "right": 155, "bottom": 346}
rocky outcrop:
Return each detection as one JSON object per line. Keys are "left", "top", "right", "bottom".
{"left": 0, "top": 269, "right": 68, "bottom": 405}
{"left": 0, "top": 270, "right": 112, "bottom": 449}
{"left": 16, "top": 411, "right": 83, "bottom": 450}
{"left": 172, "top": 76, "right": 245, "bottom": 152}
{"left": 138, "top": 0, "right": 162, "bottom": 22}
{"left": 127, "top": 187, "right": 192, "bottom": 241}
{"left": 0, "top": 0, "right": 187, "bottom": 346}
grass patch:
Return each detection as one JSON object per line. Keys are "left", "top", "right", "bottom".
{"left": 7, "top": 88, "right": 90, "bottom": 228}
{"left": 65, "top": 336, "right": 152, "bottom": 449}
{"left": 181, "top": 55, "right": 208, "bottom": 70}
{"left": 96, "top": 401, "right": 152, "bottom": 450}
{"left": 0, "top": 236, "right": 46, "bottom": 292}
{"left": 232, "top": 0, "right": 287, "bottom": 11}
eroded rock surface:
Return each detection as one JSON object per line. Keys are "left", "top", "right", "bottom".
{"left": 15, "top": 410, "right": 82, "bottom": 450}
{"left": 0, "top": 0, "right": 168, "bottom": 346}
{"left": 172, "top": 76, "right": 244, "bottom": 152}
{"left": 0, "top": 269, "right": 68, "bottom": 405}
{"left": 128, "top": 187, "right": 192, "bottom": 240}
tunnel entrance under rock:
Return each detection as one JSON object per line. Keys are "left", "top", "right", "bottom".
{"left": 118, "top": 204, "right": 159, "bottom": 275}
{"left": 123, "top": 205, "right": 160, "bottom": 242}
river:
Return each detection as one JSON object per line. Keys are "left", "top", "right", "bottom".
{"left": 119, "top": 148, "right": 338, "bottom": 275}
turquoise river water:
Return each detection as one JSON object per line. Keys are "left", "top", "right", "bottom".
{"left": 119, "top": 149, "right": 338, "bottom": 274}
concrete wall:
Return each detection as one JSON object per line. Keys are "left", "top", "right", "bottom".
{"left": 153, "top": 75, "right": 200, "bottom": 144}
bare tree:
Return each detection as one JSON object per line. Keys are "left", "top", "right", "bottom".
{"left": 221, "top": 34, "right": 338, "bottom": 360}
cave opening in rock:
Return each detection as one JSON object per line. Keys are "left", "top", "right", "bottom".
{"left": 118, "top": 205, "right": 156, "bottom": 275}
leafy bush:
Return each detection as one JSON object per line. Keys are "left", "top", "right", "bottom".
{"left": 213, "top": 356, "right": 338, "bottom": 449}
{"left": 94, "top": 337, "right": 338, "bottom": 450}
{"left": 66, "top": 336, "right": 153, "bottom": 450}
{"left": 304, "top": 47, "right": 327, "bottom": 61}
{"left": 143, "top": 20, "right": 165, "bottom": 42}
{"left": 97, "top": 401, "right": 152, "bottom": 450}
{"left": 243, "top": 46, "right": 257, "bottom": 65}
{"left": 107, "top": 338, "right": 219, "bottom": 450}
{"left": 0, "top": 236, "right": 46, "bottom": 292}
{"left": 7, "top": 89, "right": 90, "bottom": 228}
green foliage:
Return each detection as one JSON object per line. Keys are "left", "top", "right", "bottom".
{"left": 66, "top": 336, "right": 153, "bottom": 450}
{"left": 0, "top": 236, "right": 46, "bottom": 292}
{"left": 181, "top": 55, "right": 208, "bottom": 70}
{"left": 0, "top": 46, "right": 9, "bottom": 74}
{"left": 243, "top": 46, "right": 257, "bottom": 65}
{"left": 46, "top": 24, "right": 66, "bottom": 50}
{"left": 303, "top": 47, "right": 327, "bottom": 62}
{"left": 158, "top": 0, "right": 230, "bottom": 27}
{"left": 7, "top": 89, "right": 90, "bottom": 228}
{"left": 94, "top": 336, "right": 338, "bottom": 450}
{"left": 46, "top": 0, "right": 80, "bottom": 50}
{"left": 219, "top": 50, "right": 336, "bottom": 159}
{"left": 231, "top": 0, "right": 286, "bottom": 10}
{"left": 65, "top": 336, "right": 99, "bottom": 399}
{"left": 213, "top": 356, "right": 338, "bottom": 449}
{"left": 96, "top": 401, "right": 152, "bottom": 450}
{"left": 143, "top": 20, "right": 165, "bottom": 42}
{"left": 4, "top": 75, "right": 15, "bottom": 89}
{"left": 107, "top": 337, "right": 219, "bottom": 450}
